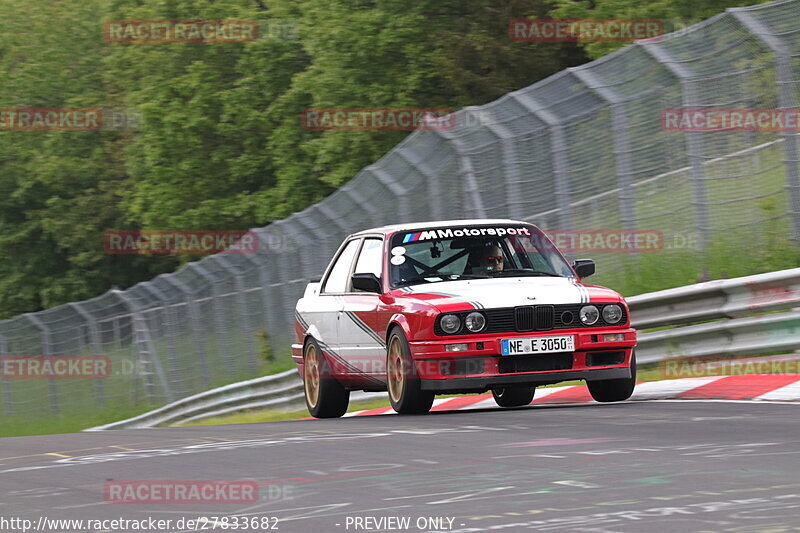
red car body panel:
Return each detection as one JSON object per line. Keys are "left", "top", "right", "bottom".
{"left": 292, "top": 220, "right": 637, "bottom": 394}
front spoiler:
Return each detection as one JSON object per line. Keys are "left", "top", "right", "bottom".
{"left": 420, "top": 367, "right": 631, "bottom": 393}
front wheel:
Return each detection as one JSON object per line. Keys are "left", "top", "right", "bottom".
{"left": 303, "top": 338, "right": 349, "bottom": 418}
{"left": 492, "top": 386, "right": 535, "bottom": 407}
{"left": 386, "top": 329, "right": 434, "bottom": 414}
{"left": 587, "top": 351, "right": 637, "bottom": 403}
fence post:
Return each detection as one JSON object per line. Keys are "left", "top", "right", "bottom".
{"left": 640, "top": 42, "right": 711, "bottom": 263}
{"left": 509, "top": 92, "right": 574, "bottom": 230}
{"left": 68, "top": 303, "right": 105, "bottom": 408}
{"left": 477, "top": 110, "right": 526, "bottom": 220}
{"left": 112, "top": 290, "right": 173, "bottom": 403}
{"left": 23, "top": 313, "right": 58, "bottom": 415}
{"left": 159, "top": 274, "right": 210, "bottom": 389}
{"left": 139, "top": 281, "right": 187, "bottom": 397}
{"left": 369, "top": 166, "right": 415, "bottom": 222}
{"left": 342, "top": 186, "right": 383, "bottom": 228}
{"left": 571, "top": 67, "right": 638, "bottom": 236}
{"left": 396, "top": 148, "right": 446, "bottom": 221}
{"left": 272, "top": 220, "right": 315, "bottom": 342}
{"left": 188, "top": 263, "right": 234, "bottom": 377}
{"left": 0, "top": 334, "right": 12, "bottom": 415}
{"left": 730, "top": 8, "right": 800, "bottom": 244}
{"left": 214, "top": 255, "right": 259, "bottom": 373}
{"left": 434, "top": 128, "right": 488, "bottom": 218}
{"left": 252, "top": 228, "right": 289, "bottom": 357}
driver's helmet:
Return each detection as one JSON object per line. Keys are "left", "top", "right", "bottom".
{"left": 466, "top": 243, "right": 505, "bottom": 273}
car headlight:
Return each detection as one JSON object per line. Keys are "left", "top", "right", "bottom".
{"left": 465, "top": 312, "right": 486, "bottom": 333}
{"left": 602, "top": 304, "right": 623, "bottom": 324}
{"left": 579, "top": 305, "right": 599, "bottom": 325}
{"left": 440, "top": 314, "right": 461, "bottom": 334}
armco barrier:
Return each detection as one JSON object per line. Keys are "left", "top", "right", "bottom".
{"left": 89, "top": 268, "right": 800, "bottom": 430}
{"left": 628, "top": 267, "right": 800, "bottom": 329}
{"left": 5, "top": 0, "right": 800, "bottom": 424}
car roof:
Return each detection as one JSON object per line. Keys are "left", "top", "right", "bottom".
{"left": 351, "top": 219, "right": 534, "bottom": 237}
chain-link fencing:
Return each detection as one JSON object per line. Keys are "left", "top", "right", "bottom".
{"left": 1, "top": 0, "right": 799, "bottom": 423}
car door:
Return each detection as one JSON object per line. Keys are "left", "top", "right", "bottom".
{"left": 338, "top": 237, "right": 387, "bottom": 378}
{"left": 316, "top": 238, "right": 362, "bottom": 376}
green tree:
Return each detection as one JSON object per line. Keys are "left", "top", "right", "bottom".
{"left": 549, "top": 0, "right": 771, "bottom": 59}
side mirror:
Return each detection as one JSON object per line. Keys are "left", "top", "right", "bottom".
{"left": 572, "top": 259, "right": 595, "bottom": 279}
{"left": 351, "top": 273, "right": 382, "bottom": 294}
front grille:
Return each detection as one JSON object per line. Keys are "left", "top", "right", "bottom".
{"left": 536, "top": 305, "right": 554, "bottom": 330}
{"left": 514, "top": 306, "right": 554, "bottom": 331}
{"left": 435, "top": 304, "right": 627, "bottom": 335}
{"left": 498, "top": 353, "right": 573, "bottom": 373}
{"left": 514, "top": 306, "right": 534, "bottom": 331}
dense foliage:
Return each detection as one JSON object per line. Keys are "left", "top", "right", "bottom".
{"left": 0, "top": 0, "right": 758, "bottom": 318}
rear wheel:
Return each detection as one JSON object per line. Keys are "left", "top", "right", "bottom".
{"left": 304, "top": 338, "right": 349, "bottom": 418}
{"left": 387, "top": 329, "right": 434, "bottom": 414}
{"left": 587, "top": 351, "right": 637, "bottom": 403}
{"left": 492, "top": 386, "right": 535, "bottom": 407}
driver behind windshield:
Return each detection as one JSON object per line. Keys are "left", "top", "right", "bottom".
{"left": 466, "top": 243, "right": 505, "bottom": 274}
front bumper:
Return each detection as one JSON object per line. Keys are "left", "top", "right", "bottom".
{"left": 421, "top": 367, "right": 631, "bottom": 392}
{"left": 410, "top": 327, "right": 636, "bottom": 393}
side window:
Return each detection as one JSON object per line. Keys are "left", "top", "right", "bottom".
{"left": 322, "top": 239, "right": 361, "bottom": 293}
{"left": 354, "top": 238, "right": 383, "bottom": 278}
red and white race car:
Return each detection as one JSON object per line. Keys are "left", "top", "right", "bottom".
{"left": 292, "top": 219, "right": 637, "bottom": 418}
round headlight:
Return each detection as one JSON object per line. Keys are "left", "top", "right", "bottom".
{"left": 440, "top": 314, "right": 461, "bottom": 334}
{"left": 465, "top": 312, "right": 486, "bottom": 332}
{"left": 579, "top": 305, "right": 599, "bottom": 325}
{"left": 602, "top": 304, "right": 623, "bottom": 324}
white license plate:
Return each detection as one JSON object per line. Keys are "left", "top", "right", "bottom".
{"left": 501, "top": 335, "right": 575, "bottom": 356}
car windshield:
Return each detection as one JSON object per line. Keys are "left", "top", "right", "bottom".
{"left": 388, "top": 224, "right": 574, "bottom": 287}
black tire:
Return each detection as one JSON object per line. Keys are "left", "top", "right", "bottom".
{"left": 492, "top": 386, "right": 535, "bottom": 407}
{"left": 386, "top": 328, "right": 434, "bottom": 414}
{"left": 303, "top": 338, "right": 349, "bottom": 418}
{"left": 587, "top": 351, "right": 637, "bottom": 403}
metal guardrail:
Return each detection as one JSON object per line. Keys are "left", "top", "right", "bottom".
{"left": 631, "top": 267, "right": 800, "bottom": 364}
{"left": 89, "top": 268, "right": 800, "bottom": 430}
{"left": 628, "top": 267, "right": 800, "bottom": 329}
{"left": 87, "top": 370, "right": 379, "bottom": 430}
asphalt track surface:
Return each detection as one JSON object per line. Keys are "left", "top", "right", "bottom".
{"left": 1, "top": 400, "right": 799, "bottom": 533}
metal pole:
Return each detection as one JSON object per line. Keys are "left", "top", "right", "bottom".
{"left": 510, "top": 92, "right": 574, "bottom": 230}
{"left": 24, "top": 314, "right": 58, "bottom": 415}
{"left": 731, "top": 9, "right": 800, "bottom": 243}
{"left": 159, "top": 275, "right": 209, "bottom": 389}
{"left": 112, "top": 290, "right": 173, "bottom": 403}
{"left": 397, "top": 147, "right": 446, "bottom": 221}
{"left": 188, "top": 262, "right": 234, "bottom": 374}
{"left": 369, "top": 166, "right": 415, "bottom": 222}
{"left": 0, "top": 335, "right": 12, "bottom": 415}
{"left": 215, "top": 255, "right": 259, "bottom": 373}
{"left": 68, "top": 303, "right": 105, "bottom": 408}
{"left": 140, "top": 281, "right": 186, "bottom": 397}
{"left": 435, "top": 128, "right": 488, "bottom": 218}
{"left": 641, "top": 42, "right": 711, "bottom": 266}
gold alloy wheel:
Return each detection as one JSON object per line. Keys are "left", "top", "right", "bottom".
{"left": 304, "top": 343, "right": 320, "bottom": 408}
{"left": 387, "top": 336, "right": 405, "bottom": 404}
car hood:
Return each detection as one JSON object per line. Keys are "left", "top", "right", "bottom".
{"left": 394, "top": 276, "right": 620, "bottom": 310}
